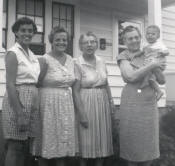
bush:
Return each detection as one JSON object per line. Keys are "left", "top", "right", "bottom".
{"left": 152, "top": 107, "right": 175, "bottom": 166}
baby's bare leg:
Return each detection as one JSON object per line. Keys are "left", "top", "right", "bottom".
{"left": 149, "top": 78, "right": 163, "bottom": 101}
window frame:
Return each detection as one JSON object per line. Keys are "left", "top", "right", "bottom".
{"left": 52, "top": 2, "right": 74, "bottom": 56}
{"left": 16, "top": 0, "right": 45, "bottom": 55}
{"left": 3, "top": 0, "right": 8, "bottom": 49}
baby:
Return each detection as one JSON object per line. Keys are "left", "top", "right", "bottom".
{"left": 131, "top": 25, "right": 169, "bottom": 100}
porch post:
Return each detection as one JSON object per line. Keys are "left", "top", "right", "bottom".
{"left": 73, "top": 3, "right": 80, "bottom": 58}
{"left": 7, "top": 0, "right": 16, "bottom": 49}
{"left": 45, "top": 0, "right": 52, "bottom": 52}
{"left": 0, "top": 0, "right": 5, "bottom": 52}
{"left": 148, "top": 0, "right": 162, "bottom": 38}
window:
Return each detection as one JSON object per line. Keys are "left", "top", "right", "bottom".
{"left": 3, "top": 0, "right": 8, "bottom": 49}
{"left": 16, "top": 0, "right": 45, "bottom": 55}
{"left": 118, "top": 19, "right": 143, "bottom": 53}
{"left": 52, "top": 2, "right": 74, "bottom": 56}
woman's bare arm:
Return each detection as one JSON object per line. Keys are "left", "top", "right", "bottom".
{"left": 5, "top": 51, "right": 23, "bottom": 116}
{"left": 119, "top": 59, "right": 164, "bottom": 83}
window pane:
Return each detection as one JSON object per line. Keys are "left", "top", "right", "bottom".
{"left": 26, "top": 0, "right": 34, "bottom": 15}
{"left": 53, "top": 19, "right": 60, "bottom": 27}
{"left": 66, "top": 7, "right": 72, "bottom": 20}
{"left": 3, "top": 13, "right": 6, "bottom": 28}
{"left": 60, "top": 5, "right": 66, "bottom": 19}
{"left": 27, "top": 15, "right": 35, "bottom": 21}
{"left": 17, "top": 0, "right": 26, "bottom": 14}
{"left": 17, "top": 14, "right": 26, "bottom": 19}
{"left": 60, "top": 20, "right": 66, "bottom": 29}
{"left": 53, "top": 4, "right": 59, "bottom": 18}
{"left": 35, "top": 0, "right": 43, "bottom": 16}
{"left": 35, "top": 17, "right": 43, "bottom": 32}
{"left": 32, "top": 33, "right": 43, "bottom": 43}
{"left": 67, "top": 21, "right": 72, "bottom": 36}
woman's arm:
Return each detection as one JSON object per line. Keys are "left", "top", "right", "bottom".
{"left": 72, "top": 64, "right": 88, "bottom": 128}
{"left": 37, "top": 57, "right": 48, "bottom": 87}
{"left": 72, "top": 79, "right": 88, "bottom": 128}
{"left": 119, "top": 59, "right": 165, "bottom": 83}
{"left": 5, "top": 52, "right": 23, "bottom": 115}
{"left": 105, "top": 81, "right": 117, "bottom": 118}
{"left": 5, "top": 51, "right": 28, "bottom": 131}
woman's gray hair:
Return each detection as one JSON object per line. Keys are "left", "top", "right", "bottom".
{"left": 122, "top": 25, "right": 141, "bottom": 41}
{"left": 79, "top": 31, "right": 98, "bottom": 51}
{"left": 48, "top": 26, "right": 69, "bottom": 44}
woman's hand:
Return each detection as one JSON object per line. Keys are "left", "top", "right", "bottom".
{"left": 17, "top": 113, "right": 29, "bottom": 132}
{"left": 149, "top": 57, "right": 166, "bottom": 70}
{"left": 79, "top": 112, "right": 88, "bottom": 129}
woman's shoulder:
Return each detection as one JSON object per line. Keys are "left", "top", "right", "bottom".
{"left": 116, "top": 49, "right": 130, "bottom": 64}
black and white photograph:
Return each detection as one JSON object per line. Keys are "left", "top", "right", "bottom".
{"left": 0, "top": 0, "right": 175, "bottom": 166}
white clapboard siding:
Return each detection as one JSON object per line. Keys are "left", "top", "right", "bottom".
{"left": 80, "top": 7, "right": 113, "bottom": 61}
{"left": 162, "top": 5, "right": 175, "bottom": 107}
{"left": 0, "top": 52, "right": 6, "bottom": 110}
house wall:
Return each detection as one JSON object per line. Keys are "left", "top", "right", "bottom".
{"left": 162, "top": 5, "right": 175, "bottom": 71}
{"left": 0, "top": 52, "right": 5, "bottom": 110}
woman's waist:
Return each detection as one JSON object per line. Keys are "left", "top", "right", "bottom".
{"left": 81, "top": 84, "right": 106, "bottom": 89}
{"left": 122, "top": 83, "right": 156, "bottom": 100}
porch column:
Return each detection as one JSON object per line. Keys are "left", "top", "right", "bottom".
{"left": 45, "top": 0, "right": 52, "bottom": 52}
{"left": 148, "top": 0, "right": 162, "bottom": 37}
{"left": 0, "top": 0, "right": 5, "bottom": 52}
{"left": 73, "top": 3, "right": 80, "bottom": 58}
{"left": 7, "top": 0, "right": 16, "bottom": 49}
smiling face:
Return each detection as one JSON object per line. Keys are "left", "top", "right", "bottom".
{"left": 123, "top": 30, "right": 141, "bottom": 52}
{"left": 80, "top": 35, "right": 98, "bottom": 56}
{"left": 52, "top": 32, "right": 68, "bottom": 53}
{"left": 15, "top": 24, "right": 34, "bottom": 46}
{"left": 146, "top": 27, "right": 160, "bottom": 44}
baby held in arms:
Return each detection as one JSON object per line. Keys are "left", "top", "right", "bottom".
{"left": 131, "top": 25, "right": 169, "bottom": 100}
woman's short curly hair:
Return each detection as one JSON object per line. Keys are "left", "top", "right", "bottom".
{"left": 48, "top": 26, "right": 69, "bottom": 44}
{"left": 122, "top": 25, "right": 141, "bottom": 41}
{"left": 12, "top": 17, "right": 37, "bottom": 34}
{"left": 79, "top": 31, "right": 98, "bottom": 51}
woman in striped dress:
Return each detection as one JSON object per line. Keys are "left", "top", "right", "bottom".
{"left": 2, "top": 17, "right": 40, "bottom": 166}
{"left": 73, "top": 32, "right": 114, "bottom": 166}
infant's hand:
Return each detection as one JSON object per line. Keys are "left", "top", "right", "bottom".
{"left": 150, "top": 57, "right": 166, "bottom": 69}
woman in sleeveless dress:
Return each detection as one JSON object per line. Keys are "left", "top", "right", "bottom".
{"left": 2, "top": 17, "right": 40, "bottom": 166}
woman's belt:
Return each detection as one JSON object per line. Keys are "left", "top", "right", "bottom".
{"left": 15, "top": 83, "right": 37, "bottom": 86}
{"left": 82, "top": 85, "right": 106, "bottom": 89}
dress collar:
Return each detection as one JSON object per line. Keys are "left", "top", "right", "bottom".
{"left": 14, "top": 42, "right": 36, "bottom": 62}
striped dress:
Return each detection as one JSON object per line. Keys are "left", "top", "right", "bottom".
{"left": 75, "top": 55, "right": 113, "bottom": 158}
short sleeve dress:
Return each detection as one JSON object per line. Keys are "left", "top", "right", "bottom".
{"left": 75, "top": 55, "right": 113, "bottom": 158}
{"left": 117, "top": 50, "right": 160, "bottom": 162}
{"left": 37, "top": 53, "right": 78, "bottom": 159}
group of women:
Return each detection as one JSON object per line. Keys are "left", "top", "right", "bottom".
{"left": 1, "top": 17, "right": 166, "bottom": 166}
